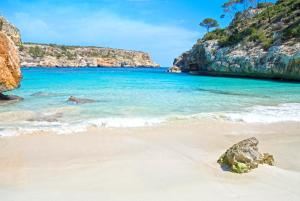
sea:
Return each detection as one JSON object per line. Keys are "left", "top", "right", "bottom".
{"left": 1, "top": 67, "right": 300, "bottom": 136}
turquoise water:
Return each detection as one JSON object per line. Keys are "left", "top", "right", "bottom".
{"left": 1, "top": 67, "right": 300, "bottom": 135}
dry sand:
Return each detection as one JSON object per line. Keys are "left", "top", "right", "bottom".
{"left": 0, "top": 119, "right": 300, "bottom": 201}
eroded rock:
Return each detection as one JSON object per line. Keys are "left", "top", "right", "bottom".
{"left": 217, "top": 137, "right": 274, "bottom": 173}
{"left": 67, "top": 96, "right": 96, "bottom": 104}
{"left": 0, "top": 32, "right": 21, "bottom": 92}
{"left": 0, "top": 16, "right": 21, "bottom": 45}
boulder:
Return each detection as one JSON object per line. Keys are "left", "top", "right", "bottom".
{"left": 168, "top": 66, "right": 182, "bottom": 73}
{"left": 0, "top": 32, "right": 21, "bottom": 92}
{"left": 67, "top": 96, "right": 96, "bottom": 104}
{"left": 0, "top": 93, "right": 23, "bottom": 105}
{"left": 217, "top": 137, "right": 274, "bottom": 173}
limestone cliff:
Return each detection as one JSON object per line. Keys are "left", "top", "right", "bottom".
{"left": 0, "top": 16, "right": 21, "bottom": 45}
{"left": 0, "top": 20, "right": 21, "bottom": 93}
{"left": 20, "top": 43, "right": 160, "bottom": 68}
{"left": 171, "top": 0, "right": 300, "bottom": 81}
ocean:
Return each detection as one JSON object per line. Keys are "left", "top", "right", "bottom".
{"left": 1, "top": 67, "right": 300, "bottom": 136}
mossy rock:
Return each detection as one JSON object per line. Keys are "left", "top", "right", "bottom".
{"left": 217, "top": 137, "right": 275, "bottom": 174}
{"left": 232, "top": 162, "right": 249, "bottom": 173}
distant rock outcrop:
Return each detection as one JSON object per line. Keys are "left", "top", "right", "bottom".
{"left": 171, "top": 0, "right": 300, "bottom": 81}
{"left": 218, "top": 137, "right": 274, "bottom": 173}
{"left": 20, "top": 43, "right": 160, "bottom": 68}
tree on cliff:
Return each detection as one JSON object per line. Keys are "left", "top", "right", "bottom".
{"left": 200, "top": 18, "right": 219, "bottom": 33}
{"left": 222, "top": 0, "right": 259, "bottom": 18}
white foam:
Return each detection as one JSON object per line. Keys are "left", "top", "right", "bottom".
{"left": 86, "top": 117, "right": 165, "bottom": 128}
{"left": 0, "top": 117, "right": 166, "bottom": 137}
{"left": 1, "top": 103, "right": 300, "bottom": 137}
{"left": 217, "top": 103, "right": 300, "bottom": 123}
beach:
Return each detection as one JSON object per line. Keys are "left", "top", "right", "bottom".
{"left": 1, "top": 0, "right": 300, "bottom": 200}
{"left": 1, "top": 118, "right": 300, "bottom": 201}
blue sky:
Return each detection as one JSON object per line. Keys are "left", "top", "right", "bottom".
{"left": 1, "top": 0, "right": 232, "bottom": 66}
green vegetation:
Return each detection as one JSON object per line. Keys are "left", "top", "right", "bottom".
{"left": 282, "top": 23, "right": 300, "bottom": 41}
{"left": 65, "top": 51, "right": 76, "bottom": 60}
{"left": 203, "top": 28, "right": 227, "bottom": 41}
{"left": 202, "top": 0, "right": 299, "bottom": 50}
{"left": 222, "top": 0, "right": 260, "bottom": 19}
{"left": 232, "top": 162, "right": 249, "bottom": 174}
{"left": 257, "top": 2, "right": 273, "bottom": 9}
{"left": 199, "top": 18, "right": 219, "bottom": 33}
{"left": 29, "top": 46, "right": 45, "bottom": 58}
{"left": 248, "top": 28, "right": 274, "bottom": 50}
{"left": 18, "top": 44, "right": 24, "bottom": 51}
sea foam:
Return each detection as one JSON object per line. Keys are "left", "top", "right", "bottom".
{"left": 1, "top": 103, "right": 300, "bottom": 137}
{"left": 216, "top": 103, "right": 300, "bottom": 123}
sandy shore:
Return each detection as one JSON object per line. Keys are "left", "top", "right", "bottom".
{"left": 0, "top": 119, "right": 300, "bottom": 201}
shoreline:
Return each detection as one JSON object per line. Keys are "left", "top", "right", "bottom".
{"left": 2, "top": 102, "right": 300, "bottom": 137}
{"left": 1, "top": 119, "right": 299, "bottom": 200}
{"left": 20, "top": 66, "right": 165, "bottom": 69}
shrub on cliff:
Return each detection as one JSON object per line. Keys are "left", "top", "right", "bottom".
{"left": 249, "top": 28, "right": 274, "bottom": 50}
{"left": 203, "top": 28, "right": 228, "bottom": 41}
{"left": 203, "top": 0, "right": 298, "bottom": 49}
{"left": 29, "top": 46, "right": 45, "bottom": 58}
{"left": 282, "top": 23, "right": 300, "bottom": 42}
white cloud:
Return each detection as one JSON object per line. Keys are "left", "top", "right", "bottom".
{"left": 13, "top": 11, "right": 199, "bottom": 66}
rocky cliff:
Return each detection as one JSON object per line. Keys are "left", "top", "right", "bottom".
{"left": 0, "top": 16, "right": 21, "bottom": 45}
{"left": 0, "top": 19, "right": 21, "bottom": 93}
{"left": 20, "top": 43, "right": 160, "bottom": 68}
{"left": 171, "top": 0, "right": 300, "bottom": 81}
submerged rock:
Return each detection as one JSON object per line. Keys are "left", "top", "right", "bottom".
{"left": 31, "top": 91, "right": 50, "bottom": 97}
{"left": 31, "top": 91, "right": 64, "bottom": 97}
{"left": 217, "top": 137, "right": 274, "bottom": 173}
{"left": 67, "top": 96, "right": 96, "bottom": 104}
{"left": 27, "top": 112, "right": 63, "bottom": 122}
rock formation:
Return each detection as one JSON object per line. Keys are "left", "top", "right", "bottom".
{"left": 67, "top": 96, "right": 96, "bottom": 104}
{"left": 218, "top": 137, "right": 274, "bottom": 173}
{"left": 1, "top": 15, "right": 159, "bottom": 68}
{"left": 171, "top": 0, "right": 300, "bottom": 81}
{"left": 0, "top": 93, "right": 23, "bottom": 105}
{"left": 0, "top": 32, "right": 21, "bottom": 93}
{"left": 0, "top": 16, "right": 21, "bottom": 45}
{"left": 20, "top": 43, "right": 160, "bottom": 68}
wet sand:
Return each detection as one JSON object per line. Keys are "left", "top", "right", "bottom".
{"left": 0, "top": 119, "right": 300, "bottom": 201}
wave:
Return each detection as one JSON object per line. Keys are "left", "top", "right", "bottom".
{"left": 1, "top": 103, "right": 300, "bottom": 137}
{"left": 0, "top": 117, "right": 166, "bottom": 137}
{"left": 214, "top": 103, "right": 300, "bottom": 123}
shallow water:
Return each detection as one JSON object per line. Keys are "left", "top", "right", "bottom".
{"left": 1, "top": 67, "right": 300, "bottom": 136}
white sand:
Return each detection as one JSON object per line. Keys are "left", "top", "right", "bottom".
{"left": 0, "top": 119, "right": 300, "bottom": 201}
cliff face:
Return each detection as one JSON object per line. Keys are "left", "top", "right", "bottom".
{"left": 0, "top": 16, "right": 21, "bottom": 45}
{"left": 0, "top": 19, "right": 21, "bottom": 93}
{"left": 171, "top": 0, "right": 300, "bottom": 81}
{"left": 20, "top": 44, "right": 160, "bottom": 68}
{"left": 0, "top": 16, "right": 159, "bottom": 68}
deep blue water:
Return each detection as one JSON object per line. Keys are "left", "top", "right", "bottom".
{"left": 1, "top": 67, "right": 300, "bottom": 135}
